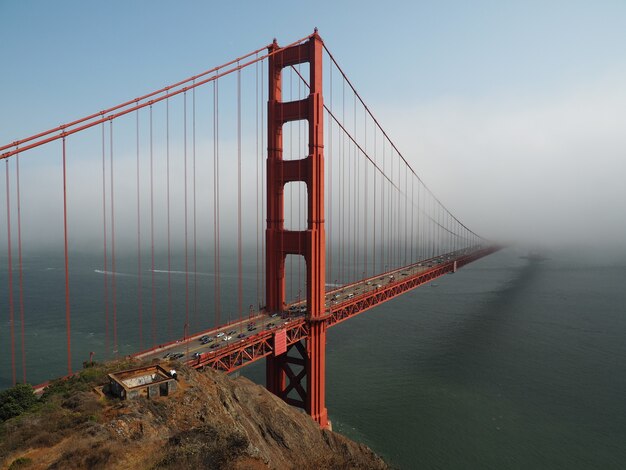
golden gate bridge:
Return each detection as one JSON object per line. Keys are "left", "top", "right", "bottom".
{"left": 0, "top": 30, "right": 498, "bottom": 427}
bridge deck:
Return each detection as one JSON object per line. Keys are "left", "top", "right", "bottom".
{"left": 135, "top": 246, "right": 499, "bottom": 373}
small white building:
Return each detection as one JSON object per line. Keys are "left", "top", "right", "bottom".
{"left": 108, "top": 364, "right": 177, "bottom": 400}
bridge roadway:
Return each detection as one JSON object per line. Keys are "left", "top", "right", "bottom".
{"left": 135, "top": 246, "right": 499, "bottom": 373}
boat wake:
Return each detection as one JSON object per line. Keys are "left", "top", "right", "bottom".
{"left": 93, "top": 269, "right": 133, "bottom": 277}
{"left": 152, "top": 269, "right": 214, "bottom": 276}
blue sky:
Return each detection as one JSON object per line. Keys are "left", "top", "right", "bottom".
{"left": 2, "top": 0, "right": 626, "bottom": 247}
{"left": 3, "top": 0, "right": 624, "bottom": 135}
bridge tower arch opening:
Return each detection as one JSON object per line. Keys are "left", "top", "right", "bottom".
{"left": 265, "top": 31, "right": 328, "bottom": 428}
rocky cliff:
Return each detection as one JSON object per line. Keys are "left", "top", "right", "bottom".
{"left": 0, "top": 361, "right": 388, "bottom": 469}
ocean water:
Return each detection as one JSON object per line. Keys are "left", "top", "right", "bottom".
{"left": 1, "top": 248, "right": 625, "bottom": 468}
{"left": 321, "top": 248, "right": 626, "bottom": 469}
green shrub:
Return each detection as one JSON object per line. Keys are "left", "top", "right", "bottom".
{"left": 0, "top": 384, "right": 38, "bottom": 422}
{"left": 40, "top": 376, "right": 90, "bottom": 401}
{"left": 8, "top": 456, "right": 32, "bottom": 469}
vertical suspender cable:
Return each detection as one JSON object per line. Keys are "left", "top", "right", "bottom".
{"left": 16, "top": 153, "right": 26, "bottom": 383}
{"left": 397, "top": 152, "right": 401, "bottom": 267}
{"left": 255, "top": 56, "right": 260, "bottom": 310}
{"left": 291, "top": 62, "right": 298, "bottom": 301}
{"left": 363, "top": 104, "right": 369, "bottom": 277}
{"left": 381, "top": 138, "right": 385, "bottom": 271}
{"left": 62, "top": 137, "right": 72, "bottom": 374}
{"left": 389, "top": 150, "right": 400, "bottom": 268}
{"left": 353, "top": 94, "right": 358, "bottom": 281}
{"left": 411, "top": 175, "right": 414, "bottom": 263}
{"left": 404, "top": 164, "right": 408, "bottom": 265}
{"left": 348, "top": 130, "right": 352, "bottom": 281}
{"left": 298, "top": 62, "right": 302, "bottom": 303}
{"left": 389, "top": 148, "right": 392, "bottom": 268}
{"left": 393, "top": 152, "right": 397, "bottom": 267}
{"left": 417, "top": 181, "right": 421, "bottom": 261}
{"left": 394, "top": 152, "right": 398, "bottom": 267}
{"left": 192, "top": 83, "right": 198, "bottom": 330}
{"left": 261, "top": 60, "right": 266, "bottom": 306}
{"left": 109, "top": 121, "right": 117, "bottom": 355}
{"left": 387, "top": 143, "right": 391, "bottom": 269}
{"left": 213, "top": 76, "right": 221, "bottom": 326}
{"left": 388, "top": 143, "right": 392, "bottom": 269}
{"left": 237, "top": 66, "right": 242, "bottom": 325}
{"left": 184, "top": 92, "right": 189, "bottom": 338}
{"left": 217, "top": 76, "right": 221, "bottom": 325}
{"left": 288, "top": 69, "right": 293, "bottom": 300}
{"left": 350, "top": 92, "right": 355, "bottom": 280}
{"left": 136, "top": 109, "right": 142, "bottom": 349}
{"left": 347, "top": 113, "right": 352, "bottom": 281}
{"left": 373, "top": 127, "right": 377, "bottom": 274}
{"left": 328, "top": 59, "right": 333, "bottom": 285}
{"left": 383, "top": 141, "right": 393, "bottom": 271}
{"left": 390, "top": 147, "right": 394, "bottom": 267}
{"left": 5, "top": 159, "right": 16, "bottom": 385}
{"left": 446, "top": 212, "right": 449, "bottom": 253}
{"left": 429, "top": 192, "right": 437, "bottom": 258}
{"left": 166, "top": 95, "right": 172, "bottom": 337}
{"left": 340, "top": 79, "right": 345, "bottom": 283}
{"left": 437, "top": 204, "right": 445, "bottom": 255}
{"left": 345, "top": 125, "right": 349, "bottom": 282}
{"left": 435, "top": 202, "right": 439, "bottom": 255}
{"left": 101, "top": 122, "right": 109, "bottom": 355}
{"left": 438, "top": 202, "right": 441, "bottom": 255}
{"left": 150, "top": 105, "right": 156, "bottom": 346}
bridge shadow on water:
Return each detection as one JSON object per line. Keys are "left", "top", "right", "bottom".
{"left": 427, "top": 258, "right": 544, "bottom": 375}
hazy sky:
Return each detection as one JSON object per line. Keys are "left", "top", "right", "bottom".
{"left": 2, "top": 0, "right": 626, "bottom": 249}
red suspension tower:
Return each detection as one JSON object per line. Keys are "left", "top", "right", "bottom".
{"left": 265, "top": 31, "right": 328, "bottom": 428}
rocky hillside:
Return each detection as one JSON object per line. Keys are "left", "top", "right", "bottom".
{"left": 0, "top": 361, "right": 388, "bottom": 469}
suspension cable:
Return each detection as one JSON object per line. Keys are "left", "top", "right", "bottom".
{"left": 1, "top": 33, "right": 318, "bottom": 159}
{"left": 136, "top": 108, "right": 142, "bottom": 349}
{"left": 109, "top": 121, "right": 117, "bottom": 355}
{"left": 16, "top": 153, "right": 26, "bottom": 383}
{"left": 101, "top": 122, "right": 109, "bottom": 355}
{"left": 5, "top": 159, "right": 16, "bottom": 385}
{"left": 62, "top": 137, "right": 72, "bottom": 374}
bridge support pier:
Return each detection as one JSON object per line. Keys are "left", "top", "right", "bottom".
{"left": 265, "top": 31, "right": 328, "bottom": 428}
{"left": 266, "top": 336, "right": 328, "bottom": 426}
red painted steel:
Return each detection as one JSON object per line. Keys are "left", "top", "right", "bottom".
{"left": 62, "top": 138, "right": 72, "bottom": 375}
{"left": 265, "top": 31, "right": 328, "bottom": 427}
{"left": 16, "top": 155, "right": 26, "bottom": 383}
{"left": 5, "top": 160, "right": 16, "bottom": 385}
{"left": 170, "top": 249, "right": 498, "bottom": 430}
{"left": 0, "top": 34, "right": 316, "bottom": 161}
{"left": 274, "top": 328, "right": 287, "bottom": 356}
{"left": 326, "top": 247, "right": 499, "bottom": 327}
{"left": 181, "top": 248, "right": 498, "bottom": 375}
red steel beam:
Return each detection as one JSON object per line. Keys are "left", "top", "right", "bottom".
{"left": 184, "top": 247, "right": 499, "bottom": 375}
{"left": 1, "top": 33, "right": 317, "bottom": 161}
{"left": 265, "top": 30, "right": 328, "bottom": 428}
